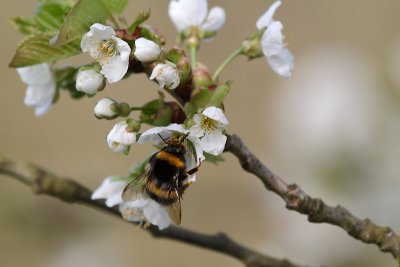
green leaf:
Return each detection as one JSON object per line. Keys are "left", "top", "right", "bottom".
{"left": 55, "top": 0, "right": 110, "bottom": 46}
{"left": 9, "top": 33, "right": 81, "bottom": 68}
{"left": 140, "top": 99, "right": 173, "bottom": 126}
{"left": 207, "top": 82, "right": 231, "bottom": 108}
{"left": 11, "top": 17, "right": 36, "bottom": 35}
{"left": 34, "top": 2, "right": 71, "bottom": 32}
{"left": 101, "top": 0, "right": 128, "bottom": 14}
{"left": 11, "top": 1, "right": 72, "bottom": 35}
{"left": 184, "top": 90, "right": 213, "bottom": 118}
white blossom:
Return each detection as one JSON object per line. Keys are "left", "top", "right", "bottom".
{"left": 91, "top": 176, "right": 127, "bottom": 207}
{"left": 76, "top": 69, "right": 105, "bottom": 94}
{"left": 16, "top": 63, "right": 56, "bottom": 116}
{"left": 256, "top": 1, "right": 294, "bottom": 78}
{"left": 120, "top": 193, "right": 172, "bottom": 230}
{"left": 149, "top": 63, "right": 180, "bottom": 89}
{"left": 168, "top": 0, "right": 226, "bottom": 33}
{"left": 81, "top": 23, "right": 131, "bottom": 83}
{"left": 134, "top": 38, "right": 161, "bottom": 63}
{"left": 190, "top": 107, "right": 228, "bottom": 156}
{"left": 107, "top": 121, "right": 137, "bottom": 153}
{"left": 94, "top": 97, "right": 117, "bottom": 119}
{"left": 92, "top": 176, "right": 173, "bottom": 230}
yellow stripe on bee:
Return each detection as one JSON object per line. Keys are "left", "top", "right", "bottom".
{"left": 156, "top": 151, "right": 185, "bottom": 168}
{"left": 146, "top": 181, "right": 178, "bottom": 200}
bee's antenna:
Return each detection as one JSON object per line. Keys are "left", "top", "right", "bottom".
{"left": 158, "top": 133, "right": 167, "bottom": 144}
{"left": 179, "top": 132, "right": 190, "bottom": 144}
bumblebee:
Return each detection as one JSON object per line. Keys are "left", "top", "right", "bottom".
{"left": 122, "top": 133, "right": 198, "bottom": 225}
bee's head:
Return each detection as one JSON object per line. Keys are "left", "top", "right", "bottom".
{"left": 158, "top": 133, "right": 189, "bottom": 155}
{"left": 158, "top": 133, "right": 189, "bottom": 145}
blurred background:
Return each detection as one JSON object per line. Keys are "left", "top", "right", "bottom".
{"left": 1, "top": 0, "right": 400, "bottom": 266}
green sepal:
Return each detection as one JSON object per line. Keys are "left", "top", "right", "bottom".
{"left": 184, "top": 89, "right": 213, "bottom": 118}
{"left": 204, "top": 152, "right": 225, "bottom": 165}
{"left": 240, "top": 28, "right": 265, "bottom": 60}
{"left": 207, "top": 82, "right": 231, "bottom": 108}
{"left": 140, "top": 26, "right": 162, "bottom": 45}
{"left": 165, "top": 47, "right": 185, "bottom": 64}
{"left": 53, "top": 66, "right": 85, "bottom": 99}
{"left": 9, "top": 33, "right": 81, "bottom": 68}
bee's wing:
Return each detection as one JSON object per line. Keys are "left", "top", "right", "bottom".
{"left": 166, "top": 199, "right": 181, "bottom": 225}
{"left": 122, "top": 169, "right": 149, "bottom": 202}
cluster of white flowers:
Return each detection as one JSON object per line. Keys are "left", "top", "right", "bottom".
{"left": 14, "top": 0, "right": 292, "bottom": 230}
{"left": 15, "top": 0, "right": 293, "bottom": 116}
{"left": 94, "top": 106, "right": 228, "bottom": 229}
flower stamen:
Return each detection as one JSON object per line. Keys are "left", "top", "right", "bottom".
{"left": 96, "top": 39, "right": 118, "bottom": 64}
{"left": 199, "top": 115, "right": 219, "bottom": 133}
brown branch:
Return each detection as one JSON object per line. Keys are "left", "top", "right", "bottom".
{"left": 225, "top": 134, "right": 400, "bottom": 258}
{"left": 0, "top": 155, "right": 307, "bottom": 267}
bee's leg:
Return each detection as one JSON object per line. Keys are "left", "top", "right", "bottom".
{"left": 187, "top": 166, "right": 198, "bottom": 175}
{"left": 187, "top": 160, "right": 201, "bottom": 175}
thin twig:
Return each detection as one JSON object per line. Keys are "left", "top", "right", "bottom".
{"left": 225, "top": 134, "right": 400, "bottom": 258}
{"left": 0, "top": 155, "right": 307, "bottom": 267}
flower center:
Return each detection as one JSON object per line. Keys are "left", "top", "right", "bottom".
{"left": 96, "top": 39, "right": 118, "bottom": 63}
{"left": 199, "top": 115, "right": 219, "bottom": 133}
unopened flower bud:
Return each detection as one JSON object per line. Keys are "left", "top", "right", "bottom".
{"left": 193, "top": 63, "right": 212, "bottom": 88}
{"left": 134, "top": 37, "right": 161, "bottom": 63}
{"left": 94, "top": 97, "right": 118, "bottom": 119}
{"left": 107, "top": 121, "right": 137, "bottom": 154}
{"left": 150, "top": 63, "right": 180, "bottom": 89}
{"left": 76, "top": 68, "right": 106, "bottom": 94}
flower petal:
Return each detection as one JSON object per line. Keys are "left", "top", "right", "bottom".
{"left": 169, "top": 0, "right": 208, "bottom": 32}
{"left": 256, "top": 0, "right": 282, "bottom": 29}
{"left": 94, "top": 97, "right": 117, "bottom": 118}
{"left": 76, "top": 69, "right": 105, "bottom": 94}
{"left": 143, "top": 200, "right": 172, "bottom": 230}
{"left": 202, "top": 107, "right": 229, "bottom": 127}
{"left": 149, "top": 63, "right": 180, "bottom": 89}
{"left": 17, "top": 63, "right": 53, "bottom": 85}
{"left": 24, "top": 83, "right": 55, "bottom": 107}
{"left": 34, "top": 98, "right": 53, "bottom": 117}
{"left": 200, "top": 130, "right": 227, "bottom": 155}
{"left": 89, "top": 23, "right": 116, "bottom": 40}
{"left": 91, "top": 177, "right": 127, "bottom": 207}
{"left": 119, "top": 202, "right": 143, "bottom": 222}
{"left": 138, "top": 124, "right": 188, "bottom": 144}
{"left": 134, "top": 38, "right": 161, "bottom": 63}
{"left": 99, "top": 37, "right": 130, "bottom": 83}
{"left": 187, "top": 134, "right": 205, "bottom": 162}
{"left": 189, "top": 125, "right": 204, "bottom": 138}
{"left": 201, "top": 6, "right": 226, "bottom": 32}
{"left": 266, "top": 48, "right": 294, "bottom": 78}
{"left": 261, "top": 21, "right": 284, "bottom": 57}
{"left": 81, "top": 24, "right": 116, "bottom": 57}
